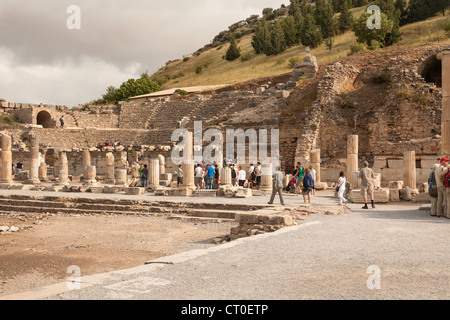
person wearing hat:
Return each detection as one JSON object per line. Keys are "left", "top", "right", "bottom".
{"left": 359, "top": 161, "right": 375, "bottom": 209}
{"left": 436, "top": 158, "right": 449, "bottom": 218}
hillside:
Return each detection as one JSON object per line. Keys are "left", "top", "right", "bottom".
{"left": 150, "top": 6, "right": 449, "bottom": 91}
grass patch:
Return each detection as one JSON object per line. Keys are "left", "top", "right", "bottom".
{"left": 0, "top": 114, "right": 18, "bottom": 126}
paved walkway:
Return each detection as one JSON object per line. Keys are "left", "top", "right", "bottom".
{"left": 1, "top": 191, "right": 449, "bottom": 300}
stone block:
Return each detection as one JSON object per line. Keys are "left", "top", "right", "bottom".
{"left": 154, "top": 188, "right": 169, "bottom": 196}
{"left": 418, "top": 182, "right": 429, "bottom": 193}
{"left": 388, "top": 181, "right": 404, "bottom": 190}
{"left": 350, "top": 188, "right": 390, "bottom": 203}
{"left": 161, "top": 173, "right": 172, "bottom": 181}
{"left": 126, "top": 187, "right": 145, "bottom": 195}
{"left": 421, "top": 160, "right": 439, "bottom": 170}
{"left": 103, "top": 186, "right": 124, "bottom": 194}
{"left": 399, "top": 187, "right": 412, "bottom": 201}
{"left": 235, "top": 188, "right": 252, "bottom": 198}
{"left": 173, "top": 187, "right": 193, "bottom": 197}
{"left": 235, "top": 213, "right": 260, "bottom": 224}
{"left": 387, "top": 159, "right": 403, "bottom": 169}
{"left": 374, "top": 174, "right": 381, "bottom": 190}
{"left": 314, "top": 182, "right": 328, "bottom": 191}
{"left": 194, "top": 190, "right": 217, "bottom": 198}
{"left": 252, "top": 190, "right": 267, "bottom": 196}
{"left": 389, "top": 189, "right": 400, "bottom": 202}
{"left": 88, "top": 187, "right": 104, "bottom": 194}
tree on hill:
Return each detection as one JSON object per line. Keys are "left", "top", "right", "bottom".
{"left": 252, "top": 19, "right": 271, "bottom": 54}
{"left": 225, "top": 35, "right": 241, "bottom": 61}
{"left": 374, "top": 0, "right": 402, "bottom": 45}
{"left": 268, "top": 20, "right": 287, "bottom": 55}
{"left": 111, "top": 78, "right": 160, "bottom": 103}
{"left": 338, "top": 0, "right": 354, "bottom": 33}
{"left": 283, "top": 15, "right": 298, "bottom": 47}
{"left": 301, "top": 13, "right": 323, "bottom": 48}
{"left": 406, "top": 0, "right": 449, "bottom": 24}
{"left": 352, "top": 12, "right": 394, "bottom": 48}
{"left": 315, "top": 0, "right": 336, "bottom": 39}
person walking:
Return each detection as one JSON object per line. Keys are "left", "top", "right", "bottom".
{"left": 268, "top": 166, "right": 285, "bottom": 206}
{"left": 296, "top": 163, "right": 305, "bottom": 195}
{"left": 309, "top": 165, "right": 317, "bottom": 195}
{"left": 428, "top": 164, "right": 439, "bottom": 217}
{"left": 177, "top": 165, "right": 183, "bottom": 188}
{"left": 141, "top": 164, "right": 149, "bottom": 188}
{"left": 337, "top": 171, "right": 348, "bottom": 205}
{"left": 231, "top": 164, "right": 238, "bottom": 187}
{"left": 60, "top": 116, "right": 65, "bottom": 129}
{"left": 302, "top": 168, "right": 314, "bottom": 204}
{"left": 436, "top": 158, "right": 448, "bottom": 218}
{"left": 360, "top": 161, "right": 375, "bottom": 209}
{"left": 214, "top": 164, "right": 220, "bottom": 189}
{"left": 256, "top": 162, "right": 262, "bottom": 189}
{"left": 238, "top": 166, "right": 247, "bottom": 187}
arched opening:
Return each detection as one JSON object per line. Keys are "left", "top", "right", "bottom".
{"left": 418, "top": 55, "right": 442, "bottom": 87}
{"left": 36, "top": 111, "right": 52, "bottom": 128}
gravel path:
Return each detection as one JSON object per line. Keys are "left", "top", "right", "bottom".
{"left": 43, "top": 198, "right": 450, "bottom": 300}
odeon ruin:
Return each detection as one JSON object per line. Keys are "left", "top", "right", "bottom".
{"left": 0, "top": 44, "right": 448, "bottom": 208}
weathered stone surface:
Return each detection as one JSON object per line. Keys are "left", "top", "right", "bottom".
{"left": 194, "top": 190, "right": 217, "bottom": 198}
{"left": 399, "top": 187, "right": 412, "bottom": 201}
{"left": 235, "top": 188, "right": 252, "bottom": 198}
{"left": 126, "top": 187, "right": 145, "bottom": 195}
{"left": 350, "top": 189, "right": 390, "bottom": 203}
{"left": 389, "top": 189, "right": 400, "bottom": 202}
{"left": 103, "top": 186, "right": 123, "bottom": 194}
{"left": 9, "top": 226, "right": 19, "bottom": 232}
{"left": 0, "top": 226, "right": 9, "bottom": 232}
{"left": 389, "top": 181, "right": 404, "bottom": 190}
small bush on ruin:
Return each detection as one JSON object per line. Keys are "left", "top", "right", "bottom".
{"left": 175, "top": 89, "right": 189, "bottom": 96}
{"left": 288, "top": 57, "right": 300, "bottom": 68}
{"left": 348, "top": 42, "right": 365, "bottom": 56}
{"left": 0, "top": 114, "right": 18, "bottom": 126}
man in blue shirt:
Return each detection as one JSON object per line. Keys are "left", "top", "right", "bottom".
{"left": 206, "top": 164, "right": 215, "bottom": 190}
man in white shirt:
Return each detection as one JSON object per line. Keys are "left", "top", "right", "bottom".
{"left": 194, "top": 164, "right": 204, "bottom": 190}
{"left": 238, "top": 166, "right": 247, "bottom": 187}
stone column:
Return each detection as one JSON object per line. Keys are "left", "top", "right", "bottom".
{"left": 105, "top": 152, "right": 115, "bottom": 184}
{"left": 220, "top": 168, "right": 232, "bottom": 186}
{"left": 82, "top": 150, "right": 91, "bottom": 170}
{"left": 39, "top": 163, "right": 48, "bottom": 182}
{"left": 25, "top": 138, "right": 41, "bottom": 185}
{"left": 115, "top": 169, "right": 128, "bottom": 187}
{"left": 438, "top": 50, "right": 450, "bottom": 157}
{"left": 403, "top": 151, "right": 417, "bottom": 190}
{"left": 149, "top": 159, "right": 160, "bottom": 188}
{"left": 182, "top": 131, "right": 195, "bottom": 189}
{"left": 83, "top": 166, "right": 98, "bottom": 187}
{"left": 310, "top": 149, "right": 321, "bottom": 182}
{"left": 157, "top": 155, "right": 165, "bottom": 177}
{"left": 347, "top": 135, "right": 359, "bottom": 186}
{"left": 260, "top": 163, "right": 273, "bottom": 192}
{"left": 58, "top": 152, "right": 69, "bottom": 186}
{"left": 0, "top": 134, "right": 13, "bottom": 184}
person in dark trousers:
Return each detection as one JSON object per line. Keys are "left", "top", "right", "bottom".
{"left": 60, "top": 116, "right": 65, "bottom": 129}
{"left": 141, "top": 164, "right": 149, "bottom": 188}
{"left": 268, "top": 166, "right": 285, "bottom": 206}
{"left": 302, "top": 168, "right": 314, "bottom": 204}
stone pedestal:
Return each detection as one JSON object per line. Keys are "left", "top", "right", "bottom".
{"left": 220, "top": 168, "right": 232, "bottom": 186}
{"left": 115, "top": 169, "right": 128, "bottom": 187}
{"left": 260, "top": 163, "right": 273, "bottom": 193}
{"left": 25, "top": 138, "right": 41, "bottom": 185}
{"left": 149, "top": 159, "right": 160, "bottom": 188}
{"left": 105, "top": 152, "right": 115, "bottom": 184}
{"left": 403, "top": 151, "right": 417, "bottom": 190}
{"left": 129, "top": 162, "right": 140, "bottom": 187}
{"left": 182, "top": 132, "right": 195, "bottom": 190}
{"left": 347, "top": 135, "right": 359, "bottom": 186}
{"left": 0, "top": 134, "right": 13, "bottom": 184}
{"left": 437, "top": 50, "right": 450, "bottom": 156}
{"left": 83, "top": 166, "right": 98, "bottom": 187}
{"left": 310, "top": 149, "right": 321, "bottom": 183}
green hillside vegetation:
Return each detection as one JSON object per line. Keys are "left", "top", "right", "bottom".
{"left": 151, "top": 6, "right": 449, "bottom": 90}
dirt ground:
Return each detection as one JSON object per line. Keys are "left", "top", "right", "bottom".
{"left": 0, "top": 213, "right": 235, "bottom": 297}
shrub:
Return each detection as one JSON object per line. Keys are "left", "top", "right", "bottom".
{"left": 196, "top": 66, "right": 204, "bottom": 74}
{"left": 348, "top": 42, "right": 365, "bottom": 55}
{"left": 183, "top": 57, "right": 190, "bottom": 62}
{"left": 288, "top": 57, "right": 300, "bottom": 68}
{"left": 396, "top": 86, "right": 411, "bottom": 101}
{"left": 240, "top": 53, "right": 252, "bottom": 62}
{"left": 371, "top": 73, "right": 388, "bottom": 84}
{"left": 175, "top": 89, "right": 189, "bottom": 96}
{"left": 0, "top": 114, "right": 18, "bottom": 126}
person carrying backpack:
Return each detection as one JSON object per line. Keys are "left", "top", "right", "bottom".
{"left": 429, "top": 164, "right": 439, "bottom": 216}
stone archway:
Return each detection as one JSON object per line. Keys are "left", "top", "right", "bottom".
{"left": 418, "top": 54, "right": 442, "bottom": 87}
{"left": 36, "top": 110, "right": 52, "bottom": 128}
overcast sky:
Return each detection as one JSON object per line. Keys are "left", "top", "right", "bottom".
{"left": 0, "top": 0, "right": 287, "bottom": 106}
